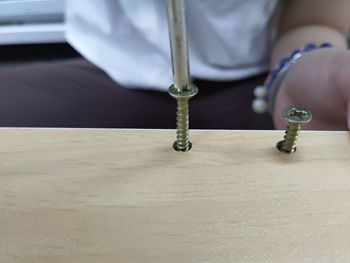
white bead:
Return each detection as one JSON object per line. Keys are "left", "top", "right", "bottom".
{"left": 254, "top": 85, "right": 267, "bottom": 98}
{"left": 252, "top": 99, "right": 267, "bottom": 114}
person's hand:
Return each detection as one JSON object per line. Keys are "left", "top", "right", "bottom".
{"left": 273, "top": 48, "right": 350, "bottom": 130}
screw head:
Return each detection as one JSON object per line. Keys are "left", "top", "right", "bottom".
{"left": 282, "top": 106, "right": 312, "bottom": 124}
{"left": 168, "top": 84, "right": 198, "bottom": 100}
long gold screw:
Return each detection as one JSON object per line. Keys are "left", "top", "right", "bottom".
{"left": 169, "top": 84, "right": 198, "bottom": 152}
{"left": 276, "top": 106, "right": 312, "bottom": 153}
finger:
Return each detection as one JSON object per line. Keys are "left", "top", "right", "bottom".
{"left": 274, "top": 49, "right": 349, "bottom": 130}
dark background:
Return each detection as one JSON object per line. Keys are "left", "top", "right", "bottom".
{"left": 0, "top": 43, "right": 80, "bottom": 67}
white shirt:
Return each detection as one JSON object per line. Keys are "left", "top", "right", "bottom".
{"left": 65, "top": 0, "right": 279, "bottom": 91}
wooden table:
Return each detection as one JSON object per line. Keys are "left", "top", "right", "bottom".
{"left": 1, "top": 128, "right": 350, "bottom": 262}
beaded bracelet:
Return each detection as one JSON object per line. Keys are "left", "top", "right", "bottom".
{"left": 252, "top": 43, "right": 333, "bottom": 114}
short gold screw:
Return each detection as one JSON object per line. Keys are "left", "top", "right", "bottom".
{"left": 169, "top": 84, "right": 198, "bottom": 152}
{"left": 276, "top": 106, "right": 312, "bottom": 153}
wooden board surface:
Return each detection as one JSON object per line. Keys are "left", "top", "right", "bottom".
{"left": 0, "top": 128, "right": 350, "bottom": 263}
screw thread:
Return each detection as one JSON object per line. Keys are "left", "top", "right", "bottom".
{"left": 282, "top": 123, "right": 300, "bottom": 152}
{"left": 175, "top": 99, "right": 190, "bottom": 151}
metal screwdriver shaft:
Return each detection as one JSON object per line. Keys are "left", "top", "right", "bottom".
{"left": 167, "top": 0, "right": 198, "bottom": 152}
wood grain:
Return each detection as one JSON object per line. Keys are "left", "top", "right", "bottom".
{"left": 0, "top": 128, "right": 350, "bottom": 262}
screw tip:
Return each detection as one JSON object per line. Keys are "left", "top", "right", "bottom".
{"left": 276, "top": 140, "right": 297, "bottom": 154}
{"left": 173, "top": 141, "right": 192, "bottom": 152}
